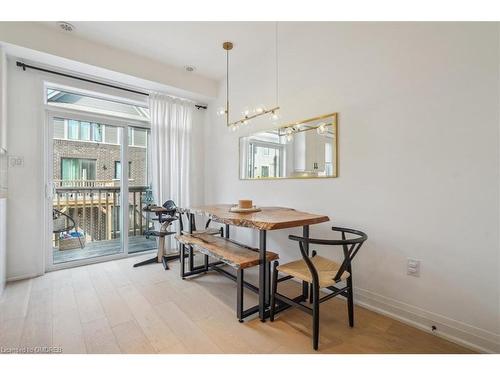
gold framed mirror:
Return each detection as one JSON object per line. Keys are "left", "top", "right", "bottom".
{"left": 239, "top": 113, "right": 338, "bottom": 180}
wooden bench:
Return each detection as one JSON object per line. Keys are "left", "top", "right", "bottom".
{"left": 175, "top": 233, "right": 279, "bottom": 321}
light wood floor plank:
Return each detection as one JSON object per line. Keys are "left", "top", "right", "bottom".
{"left": 81, "top": 317, "right": 121, "bottom": 354}
{"left": 74, "top": 287, "right": 106, "bottom": 324}
{"left": 112, "top": 320, "right": 156, "bottom": 354}
{"left": 0, "top": 253, "right": 476, "bottom": 354}
{"left": 52, "top": 309, "right": 86, "bottom": 354}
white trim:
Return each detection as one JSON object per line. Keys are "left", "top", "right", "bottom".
{"left": 354, "top": 287, "right": 500, "bottom": 353}
{"left": 44, "top": 105, "right": 148, "bottom": 129}
{"left": 12, "top": 249, "right": 157, "bottom": 275}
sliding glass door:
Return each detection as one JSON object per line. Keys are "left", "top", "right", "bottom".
{"left": 50, "top": 116, "right": 125, "bottom": 264}
{"left": 46, "top": 84, "right": 153, "bottom": 269}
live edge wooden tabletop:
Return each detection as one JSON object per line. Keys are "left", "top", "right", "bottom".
{"left": 185, "top": 204, "right": 330, "bottom": 231}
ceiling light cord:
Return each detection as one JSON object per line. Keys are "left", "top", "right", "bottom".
{"left": 226, "top": 45, "right": 229, "bottom": 125}
{"left": 275, "top": 21, "right": 279, "bottom": 107}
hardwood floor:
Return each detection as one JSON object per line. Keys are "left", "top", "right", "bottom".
{"left": 0, "top": 253, "right": 475, "bottom": 354}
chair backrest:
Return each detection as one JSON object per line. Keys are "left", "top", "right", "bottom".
{"left": 52, "top": 209, "right": 76, "bottom": 233}
{"left": 288, "top": 226, "right": 368, "bottom": 285}
{"left": 162, "top": 200, "right": 177, "bottom": 215}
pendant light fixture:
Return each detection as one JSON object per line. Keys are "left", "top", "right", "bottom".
{"left": 217, "top": 22, "right": 281, "bottom": 130}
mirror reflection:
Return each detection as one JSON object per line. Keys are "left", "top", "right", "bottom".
{"left": 239, "top": 113, "right": 338, "bottom": 179}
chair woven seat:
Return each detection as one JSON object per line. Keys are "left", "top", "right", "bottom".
{"left": 277, "top": 255, "right": 350, "bottom": 288}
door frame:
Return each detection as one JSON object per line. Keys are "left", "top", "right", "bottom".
{"left": 43, "top": 106, "right": 150, "bottom": 271}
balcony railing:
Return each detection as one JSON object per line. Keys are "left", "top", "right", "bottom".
{"left": 53, "top": 184, "right": 152, "bottom": 246}
{"left": 54, "top": 179, "right": 136, "bottom": 188}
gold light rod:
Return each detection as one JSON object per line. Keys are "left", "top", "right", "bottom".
{"left": 228, "top": 106, "right": 280, "bottom": 127}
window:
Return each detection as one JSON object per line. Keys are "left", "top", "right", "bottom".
{"left": 47, "top": 88, "right": 150, "bottom": 121}
{"left": 60, "top": 119, "right": 106, "bottom": 143}
{"left": 114, "top": 161, "right": 132, "bottom": 179}
{"left": 127, "top": 127, "right": 147, "bottom": 147}
{"left": 261, "top": 166, "right": 269, "bottom": 177}
{"left": 248, "top": 143, "right": 282, "bottom": 178}
{"left": 61, "top": 158, "right": 96, "bottom": 181}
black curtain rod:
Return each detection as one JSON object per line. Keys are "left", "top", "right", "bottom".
{"left": 16, "top": 61, "right": 208, "bottom": 110}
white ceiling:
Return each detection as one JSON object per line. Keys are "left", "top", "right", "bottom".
{"left": 41, "top": 21, "right": 278, "bottom": 81}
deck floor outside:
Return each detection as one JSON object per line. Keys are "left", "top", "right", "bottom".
{"left": 53, "top": 236, "right": 157, "bottom": 264}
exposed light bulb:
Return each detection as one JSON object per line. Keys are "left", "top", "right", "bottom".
{"left": 217, "top": 107, "right": 226, "bottom": 116}
{"left": 286, "top": 134, "right": 293, "bottom": 142}
{"left": 317, "top": 122, "right": 326, "bottom": 134}
{"left": 255, "top": 106, "right": 265, "bottom": 114}
{"left": 242, "top": 119, "right": 249, "bottom": 126}
{"left": 271, "top": 110, "right": 280, "bottom": 122}
{"left": 285, "top": 127, "right": 293, "bottom": 136}
{"left": 230, "top": 124, "right": 237, "bottom": 132}
{"left": 242, "top": 107, "right": 251, "bottom": 117}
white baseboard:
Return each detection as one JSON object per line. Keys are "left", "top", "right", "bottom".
{"left": 7, "top": 271, "right": 42, "bottom": 282}
{"left": 354, "top": 287, "right": 499, "bottom": 354}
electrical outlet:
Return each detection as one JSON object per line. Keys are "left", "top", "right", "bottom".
{"left": 8, "top": 156, "right": 24, "bottom": 168}
{"left": 407, "top": 258, "right": 421, "bottom": 277}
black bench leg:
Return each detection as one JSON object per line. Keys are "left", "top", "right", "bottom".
{"left": 270, "top": 261, "right": 279, "bottom": 322}
{"left": 188, "top": 246, "right": 194, "bottom": 272}
{"left": 180, "top": 244, "right": 186, "bottom": 278}
{"left": 237, "top": 268, "right": 244, "bottom": 322}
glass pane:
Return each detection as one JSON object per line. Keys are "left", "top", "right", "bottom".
{"left": 52, "top": 117, "right": 123, "bottom": 264}
{"left": 68, "top": 120, "right": 79, "bottom": 140}
{"left": 115, "top": 161, "right": 121, "bottom": 179}
{"left": 92, "top": 123, "right": 103, "bottom": 142}
{"left": 61, "top": 158, "right": 79, "bottom": 181}
{"left": 80, "top": 122, "right": 91, "bottom": 141}
{"left": 128, "top": 126, "right": 155, "bottom": 254}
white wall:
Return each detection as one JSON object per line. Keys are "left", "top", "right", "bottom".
{"left": 205, "top": 22, "right": 500, "bottom": 352}
{"left": 6, "top": 57, "right": 208, "bottom": 280}
{"left": 0, "top": 22, "right": 216, "bottom": 99}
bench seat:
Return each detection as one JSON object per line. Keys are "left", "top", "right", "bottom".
{"left": 175, "top": 233, "right": 278, "bottom": 269}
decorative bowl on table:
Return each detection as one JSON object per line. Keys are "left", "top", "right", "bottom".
{"left": 229, "top": 200, "right": 261, "bottom": 213}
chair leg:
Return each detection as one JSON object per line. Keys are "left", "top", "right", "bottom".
{"left": 270, "top": 261, "right": 279, "bottom": 322}
{"left": 237, "top": 268, "right": 244, "bottom": 322}
{"left": 204, "top": 254, "right": 209, "bottom": 272}
{"left": 347, "top": 277, "right": 354, "bottom": 327}
{"left": 308, "top": 251, "right": 317, "bottom": 304}
{"left": 312, "top": 282, "right": 320, "bottom": 351}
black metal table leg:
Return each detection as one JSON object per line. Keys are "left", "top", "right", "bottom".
{"left": 259, "top": 229, "right": 267, "bottom": 321}
{"left": 133, "top": 256, "right": 159, "bottom": 268}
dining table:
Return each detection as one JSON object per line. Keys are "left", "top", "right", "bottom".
{"left": 183, "top": 204, "right": 329, "bottom": 321}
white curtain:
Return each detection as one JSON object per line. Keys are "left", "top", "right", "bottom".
{"left": 149, "top": 93, "right": 193, "bottom": 248}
